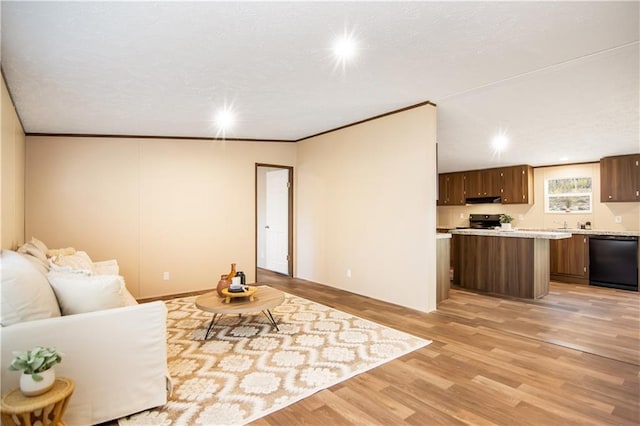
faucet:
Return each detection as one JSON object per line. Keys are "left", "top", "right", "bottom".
{"left": 552, "top": 220, "right": 568, "bottom": 229}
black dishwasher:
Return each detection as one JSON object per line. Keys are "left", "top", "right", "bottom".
{"left": 589, "top": 235, "right": 638, "bottom": 291}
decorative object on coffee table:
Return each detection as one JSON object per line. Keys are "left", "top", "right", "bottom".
{"left": 8, "top": 347, "right": 61, "bottom": 397}
{"left": 226, "top": 263, "right": 236, "bottom": 281}
{"left": 216, "top": 263, "right": 237, "bottom": 297}
{"left": 1, "top": 377, "right": 74, "bottom": 426}
{"left": 216, "top": 274, "right": 230, "bottom": 297}
{"left": 220, "top": 285, "right": 257, "bottom": 303}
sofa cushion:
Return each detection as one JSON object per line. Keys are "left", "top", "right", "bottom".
{"left": 46, "top": 273, "right": 133, "bottom": 315}
{"left": 0, "top": 250, "right": 62, "bottom": 326}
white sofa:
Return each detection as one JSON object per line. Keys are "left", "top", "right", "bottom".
{"left": 0, "top": 244, "right": 168, "bottom": 425}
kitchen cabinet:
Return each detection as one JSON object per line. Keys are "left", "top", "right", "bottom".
{"left": 438, "top": 164, "right": 533, "bottom": 205}
{"left": 464, "top": 169, "right": 501, "bottom": 198}
{"left": 500, "top": 165, "right": 533, "bottom": 204}
{"left": 550, "top": 234, "right": 588, "bottom": 284}
{"left": 600, "top": 154, "right": 640, "bottom": 202}
{"left": 437, "top": 172, "right": 465, "bottom": 206}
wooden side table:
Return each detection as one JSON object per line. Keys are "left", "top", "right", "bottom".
{"left": 1, "top": 377, "right": 75, "bottom": 426}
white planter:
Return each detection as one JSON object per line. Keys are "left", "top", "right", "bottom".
{"left": 20, "top": 368, "right": 55, "bottom": 397}
{"left": 501, "top": 223, "right": 512, "bottom": 231}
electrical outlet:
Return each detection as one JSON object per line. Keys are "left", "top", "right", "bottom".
{"left": 163, "top": 272, "right": 170, "bottom": 281}
{"left": 346, "top": 269, "right": 352, "bottom": 278}
{"left": 518, "top": 214, "right": 524, "bottom": 220}
{"left": 614, "top": 216, "right": 622, "bottom": 224}
{"left": 459, "top": 213, "right": 464, "bottom": 219}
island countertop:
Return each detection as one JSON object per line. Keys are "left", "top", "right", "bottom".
{"left": 522, "top": 228, "right": 640, "bottom": 237}
{"left": 439, "top": 226, "right": 639, "bottom": 237}
{"left": 449, "top": 228, "right": 571, "bottom": 240}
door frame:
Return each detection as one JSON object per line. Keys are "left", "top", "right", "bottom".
{"left": 255, "top": 163, "right": 294, "bottom": 279}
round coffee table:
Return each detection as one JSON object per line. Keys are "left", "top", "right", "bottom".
{"left": 195, "top": 285, "right": 285, "bottom": 339}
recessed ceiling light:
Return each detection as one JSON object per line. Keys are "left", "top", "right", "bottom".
{"left": 332, "top": 29, "right": 358, "bottom": 72}
{"left": 559, "top": 156, "right": 569, "bottom": 162}
{"left": 214, "top": 107, "right": 235, "bottom": 138}
{"left": 333, "top": 34, "right": 357, "bottom": 60}
{"left": 491, "top": 130, "right": 509, "bottom": 153}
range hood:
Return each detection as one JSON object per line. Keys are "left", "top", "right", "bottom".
{"left": 465, "top": 196, "right": 502, "bottom": 205}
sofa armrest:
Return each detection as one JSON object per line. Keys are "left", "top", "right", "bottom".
{"left": 0, "top": 301, "right": 167, "bottom": 425}
{"left": 92, "top": 259, "right": 119, "bottom": 275}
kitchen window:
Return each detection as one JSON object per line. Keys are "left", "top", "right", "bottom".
{"left": 545, "top": 177, "right": 592, "bottom": 213}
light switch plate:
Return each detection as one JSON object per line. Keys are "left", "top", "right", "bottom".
{"left": 614, "top": 216, "right": 622, "bottom": 223}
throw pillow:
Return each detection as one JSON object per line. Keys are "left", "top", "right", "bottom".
{"left": 46, "top": 247, "right": 76, "bottom": 258}
{"left": 50, "top": 251, "right": 96, "bottom": 275}
{"left": 122, "top": 287, "right": 139, "bottom": 306}
{"left": 16, "top": 241, "right": 49, "bottom": 271}
{"left": 93, "top": 259, "right": 120, "bottom": 276}
{"left": 46, "top": 272, "right": 130, "bottom": 315}
{"left": 30, "top": 237, "right": 49, "bottom": 256}
{"left": 0, "top": 249, "right": 62, "bottom": 326}
{"left": 21, "top": 253, "right": 49, "bottom": 275}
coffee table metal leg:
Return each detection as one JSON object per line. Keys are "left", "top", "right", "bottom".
{"left": 262, "top": 310, "right": 280, "bottom": 331}
{"left": 204, "top": 313, "right": 221, "bottom": 339}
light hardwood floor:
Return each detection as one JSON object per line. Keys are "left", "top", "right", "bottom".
{"left": 252, "top": 268, "right": 639, "bottom": 426}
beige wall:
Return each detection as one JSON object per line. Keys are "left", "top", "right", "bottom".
{"left": 296, "top": 104, "right": 438, "bottom": 313}
{"left": 437, "top": 162, "right": 640, "bottom": 231}
{"left": 1, "top": 78, "right": 26, "bottom": 249}
{"left": 25, "top": 136, "right": 296, "bottom": 298}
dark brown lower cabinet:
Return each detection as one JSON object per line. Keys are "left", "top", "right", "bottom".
{"left": 550, "top": 234, "right": 589, "bottom": 284}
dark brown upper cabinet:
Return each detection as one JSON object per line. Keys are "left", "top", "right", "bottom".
{"left": 500, "top": 165, "right": 534, "bottom": 204}
{"left": 464, "top": 169, "right": 501, "bottom": 198}
{"left": 437, "top": 164, "right": 533, "bottom": 206}
{"left": 600, "top": 154, "right": 640, "bottom": 202}
{"left": 437, "top": 172, "right": 466, "bottom": 206}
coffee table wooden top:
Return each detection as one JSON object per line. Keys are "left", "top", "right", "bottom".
{"left": 196, "top": 285, "right": 284, "bottom": 315}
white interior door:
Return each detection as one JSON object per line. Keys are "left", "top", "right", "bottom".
{"left": 265, "top": 168, "right": 289, "bottom": 274}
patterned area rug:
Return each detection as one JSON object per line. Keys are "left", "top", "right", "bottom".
{"left": 119, "top": 290, "right": 431, "bottom": 425}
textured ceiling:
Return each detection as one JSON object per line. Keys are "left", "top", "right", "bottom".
{"left": 1, "top": 1, "right": 638, "bottom": 172}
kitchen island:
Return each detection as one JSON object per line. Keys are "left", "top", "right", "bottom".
{"left": 449, "top": 228, "right": 571, "bottom": 299}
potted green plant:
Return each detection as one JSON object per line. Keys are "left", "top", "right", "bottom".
{"left": 8, "top": 346, "right": 62, "bottom": 396}
{"left": 499, "top": 214, "right": 514, "bottom": 231}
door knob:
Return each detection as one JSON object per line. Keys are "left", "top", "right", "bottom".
{"left": 265, "top": 225, "right": 270, "bottom": 229}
